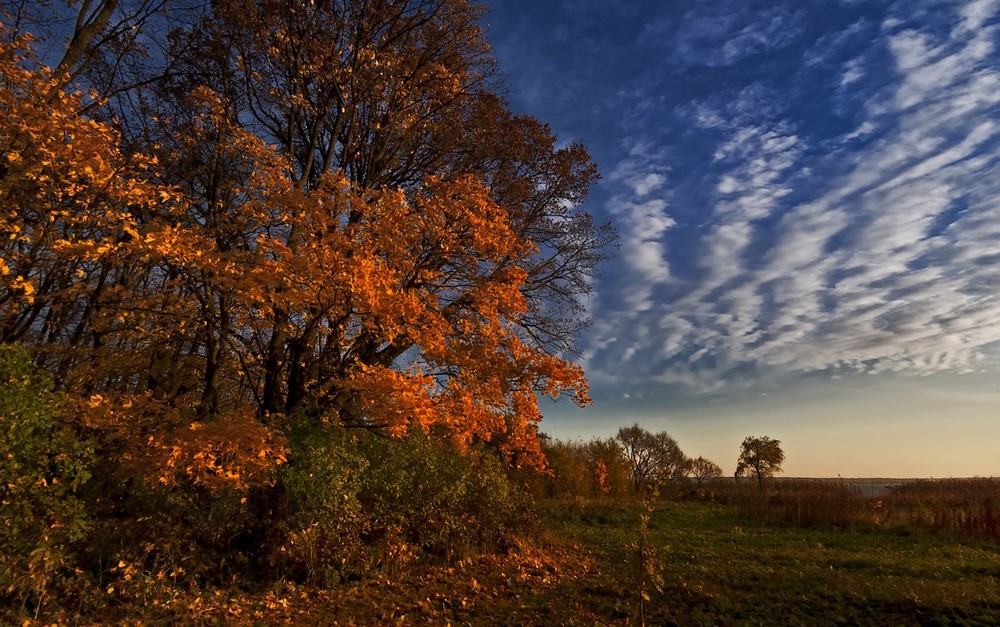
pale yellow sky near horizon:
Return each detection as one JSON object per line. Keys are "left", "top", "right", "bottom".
{"left": 540, "top": 373, "right": 1000, "bottom": 478}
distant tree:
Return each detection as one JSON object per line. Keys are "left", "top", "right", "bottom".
{"left": 532, "top": 435, "right": 633, "bottom": 499}
{"left": 651, "top": 431, "right": 691, "bottom": 485}
{"left": 539, "top": 438, "right": 589, "bottom": 498}
{"left": 616, "top": 424, "right": 687, "bottom": 493}
{"left": 689, "top": 457, "right": 722, "bottom": 488}
{"left": 582, "top": 437, "right": 631, "bottom": 497}
{"left": 735, "top": 436, "right": 785, "bottom": 493}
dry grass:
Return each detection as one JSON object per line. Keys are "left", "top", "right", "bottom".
{"left": 716, "top": 477, "right": 1000, "bottom": 541}
{"left": 883, "top": 478, "right": 1000, "bottom": 540}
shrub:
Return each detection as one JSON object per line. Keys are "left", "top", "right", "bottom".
{"left": 356, "top": 431, "right": 535, "bottom": 563}
{"left": 728, "top": 479, "right": 868, "bottom": 529}
{"left": 76, "top": 408, "right": 290, "bottom": 592}
{"left": 76, "top": 410, "right": 290, "bottom": 593}
{"left": 276, "top": 419, "right": 368, "bottom": 585}
{"left": 885, "top": 478, "right": 1000, "bottom": 540}
{"left": 0, "top": 344, "right": 94, "bottom": 614}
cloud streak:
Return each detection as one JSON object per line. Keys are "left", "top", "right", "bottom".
{"left": 586, "top": 0, "right": 1000, "bottom": 395}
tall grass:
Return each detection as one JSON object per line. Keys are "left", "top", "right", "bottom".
{"left": 882, "top": 478, "right": 1000, "bottom": 540}
{"left": 719, "top": 477, "right": 1000, "bottom": 542}
{"left": 719, "top": 479, "right": 867, "bottom": 528}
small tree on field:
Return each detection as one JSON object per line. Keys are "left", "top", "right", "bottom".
{"left": 689, "top": 457, "right": 722, "bottom": 489}
{"left": 616, "top": 424, "right": 687, "bottom": 494}
{"left": 735, "top": 436, "right": 784, "bottom": 493}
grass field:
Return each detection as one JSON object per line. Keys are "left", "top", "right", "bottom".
{"left": 542, "top": 499, "right": 1000, "bottom": 625}
{"left": 80, "top": 498, "right": 999, "bottom": 625}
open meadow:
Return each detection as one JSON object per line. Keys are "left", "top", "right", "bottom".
{"left": 542, "top": 496, "right": 1000, "bottom": 625}
{"left": 11, "top": 480, "right": 999, "bottom": 625}
{"left": 246, "top": 485, "right": 1000, "bottom": 625}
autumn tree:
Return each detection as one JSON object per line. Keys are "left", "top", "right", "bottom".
{"left": 582, "top": 437, "right": 631, "bottom": 497}
{"left": 538, "top": 435, "right": 631, "bottom": 498}
{"left": 688, "top": 456, "right": 722, "bottom": 489}
{"left": 0, "top": 0, "right": 195, "bottom": 118}
{"left": 736, "top": 436, "right": 785, "bottom": 493}
{"left": 142, "top": 0, "right": 612, "bottom": 463}
{"left": 0, "top": 2, "right": 615, "bottom": 596}
{"left": 616, "top": 424, "right": 688, "bottom": 493}
{"left": 1, "top": 0, "right": 614, "bottom": 469}
{"left": 0, "top": 25, "right": 168, "bottom": 372}
{"left": 539, "top": 439, "right": 590, "bottom": 498}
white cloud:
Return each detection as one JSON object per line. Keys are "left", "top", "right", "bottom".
{"left": 605, "top": 147, "right": 677, "bottom": 312}
{"left": 804, "top": 18, "right": 873, "bottom": 67}
{"left": 587, "top": 0, "right": 1000, "bottom": 394}
{"left": 634, "top": 173, "right": 666, "bottom": 197}
{"left": 663, "top": 4, "right": 806, "bottom": 68}
{"left": 839, "top": 120, "right": 877, "bottom": 143}
{"left": 955, "top": 0, "right": 1000, "bottom": 34}
{"left": 840, "top": 58, "right": 865, "bottom": 86}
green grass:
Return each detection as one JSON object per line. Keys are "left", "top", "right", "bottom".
{"left": 20, "top": 498, "right": 999, "bottom": 624}
{"left": 542, "top": 499, "right": 1000, "bottom": 625}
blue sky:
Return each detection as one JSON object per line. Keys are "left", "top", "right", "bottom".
{"left": 484, "top": 0, "right": 1000, "bottom": 477}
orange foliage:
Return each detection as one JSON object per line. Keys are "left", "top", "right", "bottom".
{"left": 0, "top": 30, "right": 174, "bottom": 345}
{"left": 148, "top": 414, "right": 288, "bottom": 491}
{"left": 1, "top": 0, "right": 611, "bottom": 472}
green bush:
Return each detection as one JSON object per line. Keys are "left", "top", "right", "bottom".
{"left": 357, "top": 431, "right": 535, "bottom": 562}
{"left": 276, "top": 419, "right": 368, "bottom": 585}
{"left": 0, "top": 344, "right": 94, "bottom": 613}
{"left": 80, "top": 420, "right": 537, "bottom": 594}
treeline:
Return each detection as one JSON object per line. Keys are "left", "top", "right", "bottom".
{"left": 525, "top": 425, "right": 724, "bottom": 500}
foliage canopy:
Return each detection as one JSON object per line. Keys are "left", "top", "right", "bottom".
{"left": 0, "top": 0, "right": 614, "bottom": 467}
{"left": 0, "top": 0, "right": 614, "bottom": 616}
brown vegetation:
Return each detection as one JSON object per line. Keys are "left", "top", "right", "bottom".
{"left": 719, "top": 477, "right": 1000, "bottom": 541}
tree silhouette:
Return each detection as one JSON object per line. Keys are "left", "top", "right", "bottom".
{"left": 616, "top": 424, "right": 688, "bottom": 493}
{"left": 689, "top": 457, "right": 722, "bottom": 489}
{"left": 736, "top": 436, "right": 785, "bottom": 493}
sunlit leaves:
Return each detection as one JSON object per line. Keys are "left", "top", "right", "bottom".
{"left": 1, "top": 0, "right": 607, "bottom": 476}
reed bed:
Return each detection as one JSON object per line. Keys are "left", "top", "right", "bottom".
{"left": 717, "top": 477, "right": 1000, "bottom": 541}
